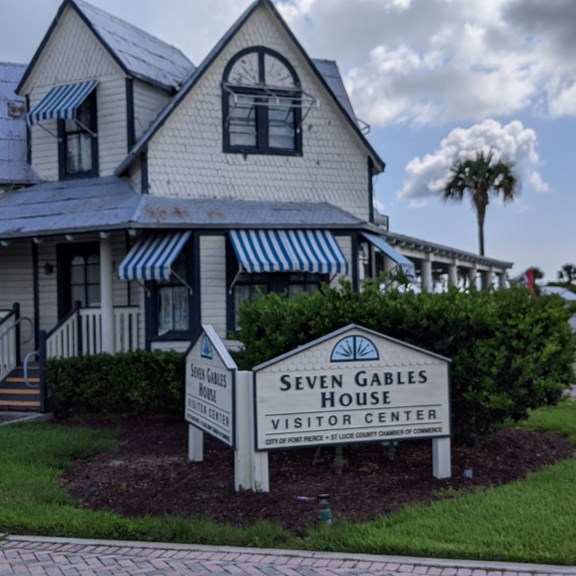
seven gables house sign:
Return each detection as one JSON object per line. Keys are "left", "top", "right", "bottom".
{"left": 253, "top": 324, "right": 451, "bottom": 451}
{"left": 185, "top": 325, "right": 236, "bottom": 448}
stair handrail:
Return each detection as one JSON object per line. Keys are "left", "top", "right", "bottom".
{"left": 0, "top": 303, "right": 34, "bottom": 382}
{"left": 23, "top": 350, "right": 40, "bottom": 388}
{"left": 0, "top": 316, "right": 34, "bottom": 344}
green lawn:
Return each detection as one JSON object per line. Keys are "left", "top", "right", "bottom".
{"left": 1, "top": 400, "right": 576, "bottom": 564}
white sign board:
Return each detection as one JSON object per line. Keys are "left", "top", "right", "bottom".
{"left": 185, "top": 325, "right": 236, "bottom": 448}
{"left": 253, "top": 324, "right": 451, "bottom": 451}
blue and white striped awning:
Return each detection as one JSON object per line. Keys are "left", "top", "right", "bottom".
{"left": 361, "top": 232, "right": 416, "bottom": 278}
{"left": 117, "top": 231, "right": 191, "bottom": 281}
{"left": 27, "top": 80, "right": 98, "bottom": 126}
{"left": 229, "top": 229, "right": 348, "bottom": 275}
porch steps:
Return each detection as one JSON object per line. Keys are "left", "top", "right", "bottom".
{"left": 0, "top": 367, "right": 42, "bottom": 411}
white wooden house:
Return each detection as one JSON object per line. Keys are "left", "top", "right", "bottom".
{"left": 0, "top": 0, "right": 511, "bottom": 411}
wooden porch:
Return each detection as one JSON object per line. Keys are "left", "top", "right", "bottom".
{"left": 0, "top": 303, "right": 140, "bottom": 412}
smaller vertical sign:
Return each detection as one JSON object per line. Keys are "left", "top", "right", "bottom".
{"left": 185, "top": 325, "right": 236, "bottom": 448}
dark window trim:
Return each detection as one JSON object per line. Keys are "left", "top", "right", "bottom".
{"left": 144, "top": 234, "right": 200, "bottom": 347}
{"left": 222, "top": 46, "right": 302, "bottom": 156}
{"left": 58, "top": 90, "right": 99, "bottom": 180}
{"left": 25, "top": 95, "right": 32, "bottom": 165}
{"left": 126, "top": 78, "right": 135, "bottom": 150}
{"left": 56, "top": 241, "right": 100, "bottom": 320}
{"left": 225, "top": 239, "right": 327, "bottom": 332}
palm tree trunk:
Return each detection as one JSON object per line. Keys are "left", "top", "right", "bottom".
{"left": 477, "top": 206, "right": 486, "bottom": 256}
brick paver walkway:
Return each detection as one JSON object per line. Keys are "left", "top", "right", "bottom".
{"left": 1, "top": 536, "right": 575, "bottom": 576}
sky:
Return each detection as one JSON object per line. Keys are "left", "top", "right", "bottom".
{"left": 1, "top": 0, "right": 575, "bottom": 281}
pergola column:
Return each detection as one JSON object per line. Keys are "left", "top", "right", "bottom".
{"left": 467, "top": 265, "right": 478, "bottom": 289}
{"left": 100, "top": 234, "right": 115, "bottom": 354}
{"left": 448, "top": 260, "right": 459, "bottom": 287}
{"left": 481, "top": 269, "right": 493, "bottom": 291}
{"left": 421, "top": 256, "right": 433, "bottom": 292}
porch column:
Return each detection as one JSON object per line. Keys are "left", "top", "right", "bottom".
{"left": 100, "top": 235, "right": 115, "bottom": 354}
{"left": 421, "top": 256, "right": 433, "bottom": 292}
{"left": 498, "top": 271, "right": 507, "bottom": 289}
{"left": 448, "top": 260, "right": 459, "bottom": 287}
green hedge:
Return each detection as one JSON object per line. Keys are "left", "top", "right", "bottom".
{"left": 236, "top": 282, "right": 576, "bottom": 442}
{"left": 45, "top": 349, "right": 185, "bottom": 417}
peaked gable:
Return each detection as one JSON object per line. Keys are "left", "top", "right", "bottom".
{"left": 17, "top": 0, "right": 194, "bottom": 95}
{"left": 116, "top": 0, "right": 384, "bottom": 175}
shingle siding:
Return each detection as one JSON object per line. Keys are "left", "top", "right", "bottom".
{"left": 24, "top": 8, "right": 128, "bottom": 180}
{"left": 145, "top": 5, "right": 370, "bottom": 221}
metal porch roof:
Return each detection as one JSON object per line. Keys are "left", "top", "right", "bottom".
{"left": 0, "top": 178, "right": 366, "bottom": 240}
{"left": 0, "top": 177, "right": 139, "bottom": 238}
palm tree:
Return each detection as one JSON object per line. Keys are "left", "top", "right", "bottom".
{"left": 558, "top": 263, "right": 576, "bottom": 285}
{"left": 442, "top": 149, "right": 519, "bottom": 256}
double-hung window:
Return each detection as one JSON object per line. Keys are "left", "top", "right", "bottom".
{"left": 157, "top": 256, "right": 190, "bottom": 336}
{"left": 59, "top": 91, "right": 98, "bottom": 178}
{"left": 223, "top": 47, "right": 303, "bottom": 155}
{"left": 229, "top": 271, "right": 327, "bottom": 331}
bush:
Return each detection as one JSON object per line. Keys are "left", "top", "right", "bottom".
{"left": 45, "top": 349, "right": 185, "bottom": 417}
{"left": 236, "top": 282, "right": 576, "bottom": 442}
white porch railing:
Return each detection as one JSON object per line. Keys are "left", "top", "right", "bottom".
{"left": 46, "top": 306, "right": 140, "bottom": 359}
{"left": 0, "top": 310, "right": 18, "bottom": 382}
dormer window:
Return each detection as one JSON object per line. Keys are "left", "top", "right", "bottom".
{"left": 222, "top": 47, "right": 314, "bottom": 155}
{"left": 59, "top": 90, "right": 98, "bottom": 178}
{"left": 26, "top": 80, "right": 99, "bottom": 179}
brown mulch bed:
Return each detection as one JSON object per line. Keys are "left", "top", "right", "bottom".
{"left": 60, "top": 415, "right": 575, "bottom": 533}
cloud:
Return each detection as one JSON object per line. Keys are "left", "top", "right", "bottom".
{"left": 398, "top": 119, "right": 549, "bottom": 202}
{"left": 277, "top": 0, "right": 576, "bottom": 126}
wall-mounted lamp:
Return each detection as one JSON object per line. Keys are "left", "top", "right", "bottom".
{"left": 43, "top": 262, "right": 54, "bottom": 276}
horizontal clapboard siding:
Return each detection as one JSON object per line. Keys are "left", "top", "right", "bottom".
{"left": 200, "top": 235, "right": 227, "bottom": 339}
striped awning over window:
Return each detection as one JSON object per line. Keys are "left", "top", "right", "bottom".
{"left": 229, "top": 229, "right": 348, "bottom": 275}
{"left": 361, "top": 232, "right": 416, "bottom": 278}
{"left": 27, "top": 80, "right": 98, "bottom": 126}
{"left": 117, "top": 231, "right": 191, "bottom": 281}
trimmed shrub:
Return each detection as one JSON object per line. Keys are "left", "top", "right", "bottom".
{"left": 236, "top": 282, "right": 576, "bottom": 442}
{"left": 45, "top": 349, "right": 185, "bottom": 417}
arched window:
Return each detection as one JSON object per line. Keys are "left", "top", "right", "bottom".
{"left": 222, "top": 47, "right": 306, "bottom": 155}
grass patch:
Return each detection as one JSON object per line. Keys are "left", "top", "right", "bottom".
{"left": 0, "top": 422, "right": 292, "bottom": 548}
{"left": 302, "top": 399, "right": 576, "bottom": 564}
{"left": 1, "top": 401, "right": 576, "bottom": 562}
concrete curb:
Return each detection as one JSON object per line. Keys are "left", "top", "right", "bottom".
{"left": 0, "top": 412, "right": 53, "bottom": 426}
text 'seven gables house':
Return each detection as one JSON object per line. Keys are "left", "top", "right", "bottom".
{"left": 0, "top": 0, "right": 511, "bottom": 411}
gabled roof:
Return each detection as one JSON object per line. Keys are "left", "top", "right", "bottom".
{"left": 116, "top": 0, "right": 385, "bottom": 175}
{"left": 0, "top": 63, "right": 40, "bottom": 186}
{"left": 312, "top": 59, "right": 356, "bottom": 122}
{"left": 17, "top": 0, "right": 195, "bottom": 94}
